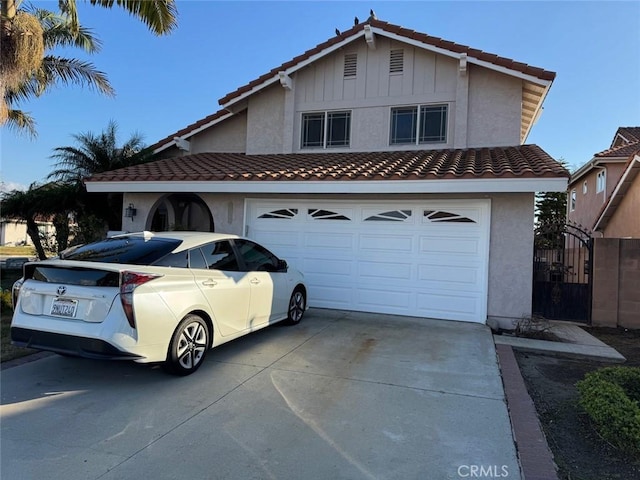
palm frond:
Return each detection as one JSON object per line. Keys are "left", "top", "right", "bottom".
{"left": 36, "top": 56, "right": 115, "bottom": 96}
{"left": 28, "top": 6, "right": 102, "bottom": 53}
{"left": 3, "top": 108, "right": 37, "bottom": 138}
{"left": 89, "top": 0, "right": 177, "bottom": 35}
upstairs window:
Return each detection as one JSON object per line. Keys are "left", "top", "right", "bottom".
{"left": 570, "top": 190, "right": 576, "bottom": 211}
{"left": 582, "top": 181, "right": 588, "bottom": 195}
{"left": 390, "top": 105, "right": 448, "bottom": 145}
{"left": 596, "top": 170, "right": 606, "bottom": 193}
{"left": 301, "top": 111, "right": 351, "bottom": 149}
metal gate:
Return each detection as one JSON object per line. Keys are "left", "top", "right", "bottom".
{"left": 532, "top": 222, "right": 592, "bottom": 323}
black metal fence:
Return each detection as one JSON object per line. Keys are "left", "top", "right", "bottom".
{"left": 532, "top": 223, "right": 592, "bottom": 323}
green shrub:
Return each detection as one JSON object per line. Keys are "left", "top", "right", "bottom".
{"left": 0, "top": 289, "right": 13, "bottom": 316}
{"left": 576, "top": 366, "right": 640, "bottom": 456}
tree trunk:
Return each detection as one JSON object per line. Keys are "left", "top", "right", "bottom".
{"left": 26, "top": 217, "right": 48, "bottom": 260}
{"left": 53, "top": 213, "right": 70, "bottom": 253}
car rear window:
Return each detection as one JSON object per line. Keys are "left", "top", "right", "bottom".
{"left": 26, "top": 265, "right": 120, "bottom": 287}
{"left": 60, "top": 236, "right": 182, "bottom": 265}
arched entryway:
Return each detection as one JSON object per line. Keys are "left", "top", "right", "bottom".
{"left": 148, "top": 194, "right": 214, "bottom": 232}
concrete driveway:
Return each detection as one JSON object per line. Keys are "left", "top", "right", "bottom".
{"left": 1, "top": 309, "right": 520, "bottom": 480}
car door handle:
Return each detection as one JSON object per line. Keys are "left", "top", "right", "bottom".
{"left": 202, "top": 279, "right": 217, "bottom": 287}
{"left": 250, "top": 278, "right": 260, "bottom": 285}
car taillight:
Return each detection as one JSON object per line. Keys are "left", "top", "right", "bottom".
{"left": 11, "top": 278, "right": 24, "bottom": 310}
{"left": 120, "top": 271, "right": 161, "bottom": 328}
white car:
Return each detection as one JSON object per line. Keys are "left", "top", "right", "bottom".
{"left": 11, "top": 232, "right": 307, "bottom": 375}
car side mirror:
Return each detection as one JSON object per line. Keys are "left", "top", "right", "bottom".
{"left": 277, "top": 259, "right": 288, "bottom": 272}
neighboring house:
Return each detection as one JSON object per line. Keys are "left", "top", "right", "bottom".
{"left": 568, "top": 127, "right": 640, "bottom": 237}
{"left": 0, "top": 218, "right": 55, "bottom": 247}
{"left": 85, "top": 18, "right": 568, "bottom": 328}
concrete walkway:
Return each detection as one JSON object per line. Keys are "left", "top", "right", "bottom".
{"left": 494, "top": 321, "right": 625, "bottom": 363}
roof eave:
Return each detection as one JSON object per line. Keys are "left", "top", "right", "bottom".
{"left": 86, "top": 177, "right": 568, "bottom": 194}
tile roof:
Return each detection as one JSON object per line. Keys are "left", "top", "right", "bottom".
{"left": 616, "top": 127, "right": 640, "bottom": 144}
{"left": 596, "top": 141, "right": 640, "bottom": 159}
{"left": 86, "top": 145, "right": 568, "bottom": 184}
{"left": 218, "top": 19, "right": 555, "bottom": 106}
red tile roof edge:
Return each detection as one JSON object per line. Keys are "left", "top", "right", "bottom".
{"left": 86, "top": 145, "right": 569, "bottom": 184}
{"left": 218, "top": 19, "right": 556, "bottom": 106}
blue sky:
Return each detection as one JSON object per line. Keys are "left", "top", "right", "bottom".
{"left": 1, "top": 0, "right": 639, "bottom": 191}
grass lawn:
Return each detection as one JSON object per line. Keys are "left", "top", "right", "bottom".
{"left": 0, "top": 246, "right": 37, "bottom": 256}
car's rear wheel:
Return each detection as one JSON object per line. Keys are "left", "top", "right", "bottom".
{"left": 285, "top": 288, "right": 305, "bottom": 325}
{"left": 164, "top": 314, "right": 210, "bottom": 376}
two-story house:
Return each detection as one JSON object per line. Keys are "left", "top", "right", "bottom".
{"left": 85, "top": 18, "right": 568, "bottom": 328}
{"left": 568, "top": 127, "right": 640, "bottom": 237}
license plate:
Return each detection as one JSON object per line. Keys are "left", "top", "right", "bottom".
{"left": 50, "top": 297, "right": 78, "bottom": 318}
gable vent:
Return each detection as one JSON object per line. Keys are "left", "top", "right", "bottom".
{"left": 343, "top": 53, "right": 357, "bottom": 78}
{"left": 390, "top": 49, "right": 404, "bottom": 73}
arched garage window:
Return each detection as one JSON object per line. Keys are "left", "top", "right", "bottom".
{"left": 149, "top": 194, "right": 214, "bottom": 232}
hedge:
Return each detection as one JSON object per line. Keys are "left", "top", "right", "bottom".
{"left": 576, "top": 366, "right": 640, "bottom": 456}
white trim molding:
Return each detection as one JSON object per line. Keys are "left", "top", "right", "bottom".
{"left": 86, "top": 177, "right": 568, "bottom": 194}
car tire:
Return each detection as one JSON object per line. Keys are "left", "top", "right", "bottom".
{"left": 164, "top": 314, "right": 210, "bottom": 376}
{"left": 285, "top": 288, "right": 306, "bottom": 325}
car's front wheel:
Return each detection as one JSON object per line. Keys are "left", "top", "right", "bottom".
{"left": 164, "top": 314, "right": 210, "bottom": 376}
{"left": 285, "top": 288, "right": 306, "bottom": 325}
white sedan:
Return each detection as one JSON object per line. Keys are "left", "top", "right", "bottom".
{"left": 11, "top": 232, "right": 307, "bottom": 375}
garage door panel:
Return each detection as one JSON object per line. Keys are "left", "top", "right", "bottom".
{"left": 419, "top": 236, "right": 481, "bottom": 255}
{"left": 417, "top": 292, "right": 480, "bottom": 319}
{"left": 358, "top": 234, "right": 413, "bottom": 253}
{"left": 357, "top": 288, "right": 412, "bottom": 309}
{"left": 247, "top": 199, "right": 489, "bottom": 323}
{"left": 304, "top": 232, "right": 354, "bottom": 250}
{"left": 417, "top": 264, "right": 478, "bottom": 286}
{"left": 358, "top": 261, "right": 412, "bottom": 280}
{"left": 303, "top": 258, "right": 352, "bottom": 276}
{"left": 309, "top": 285, "right": 352, "bottom": 307}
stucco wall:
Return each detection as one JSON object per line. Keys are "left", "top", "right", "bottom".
{"left": 604, "top": 168, "right": 640, "bottom": 238}
{"left": 467, "top": 66, "right": 522, "bottom": 147}
{"left": 246, "top": 86, "right": 285, "bottom": 154}
{"left": 568, "top": 162, "right": 628, "bottom": 232}
{"left": 592, "top": 238, "right": 640, "bottom": 328}
{"left": 123, "top": 191, "right": 535, "bottom": 324}
{"left": 189, "top": 111, "right": 247, "bottom": 153}
{"left": 568, "top": 169, "right": 604, "bottom": 229}
{"left": 236, "top": 36, "right": 524, "bottom": 155}
{"left": 486, "top": 193, "right": 535, "bottom": 325}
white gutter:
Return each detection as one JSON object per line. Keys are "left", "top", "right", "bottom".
{"left": 86, "top": 177, "right": 568, "bottom": 194}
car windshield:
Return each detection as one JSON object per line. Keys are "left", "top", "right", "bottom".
{"left": 60, "top": 236, "right": 183, "bottom": 265}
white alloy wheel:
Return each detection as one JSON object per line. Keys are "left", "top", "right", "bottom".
{"left": 165, "top": 315, "right": 209, "bottom": 376}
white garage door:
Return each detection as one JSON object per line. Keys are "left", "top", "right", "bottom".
{"left": 245, "top": 199, "right": 490, "bottom": 323}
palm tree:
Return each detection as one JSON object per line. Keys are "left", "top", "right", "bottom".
{"left": 1, "top": 0, "right": 177, "bottom": 135}
{"left": 48, "top": 120, "right": 152, "bottom": 232}
{"left": 3, "top": 7, "right": 113, "bottom": 136}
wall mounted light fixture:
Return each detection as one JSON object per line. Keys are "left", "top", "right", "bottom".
{"left": 124, "top": 203, "right": 137, "bottom": 220}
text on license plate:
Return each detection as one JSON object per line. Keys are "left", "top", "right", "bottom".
{"left": 50, "top": 297, "right": 78, "bottom": 318}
